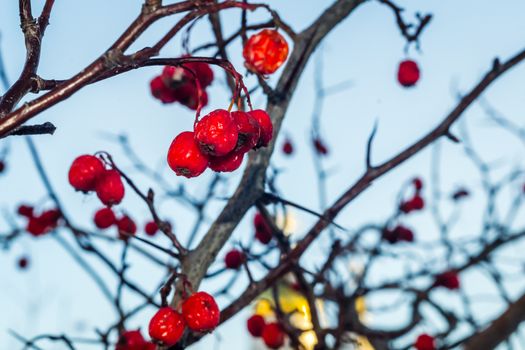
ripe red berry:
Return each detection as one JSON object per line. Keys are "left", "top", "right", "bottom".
{"left": 224, "top": 249, "right": 245, "bottom": 269}
{"left": 95, "top": 169, "right": 125, "bottom": 206}
{"left": 262, "top": 322, "right": 285, "bottom": 349}
{"left": 117, "top": 215, "right": 137, "bottom": 240}
{"left": 68, "top": 155, "right": 105, "bottom": 192}
{"left": 282, "top": 139, "right": 293, "bottom": 155}
{"left": 184, "top": 60, "right": 214, "bottom": 88}
{"left": 39, "top": 209, "right": 62, "bottom": 226}
{"left": 94, "top": 207, "right": 116, "bottom": 229}
{"left": 17, "top": 256, "right": 29, "bottom": 270}
{"left": 232, "top": 111, "right": 261, "bottom": 153}
{"left": 182, "top": 291, "right": 220, "bottom": 332}
{"left": 116, "top": 330, "right": 148, "bottom": 350}
{"left": 243, "top": 29, "right": 289, "bottom": 75}
{"left": 247, "top": 315, "right": 266, "bottom": 337}
{"left": 411, "top": 195, "right": 424, "bottom": 210}
{"left": 414, "top": 333, "right": 436, "bottom": 350}
{"left": 148, "top": 307, "right": 186, "bottom": 346}
{"left": 383, "top": 225, "right": 414, "bottom": 244}
{"left": 413, "top": 177, "right": 423, "bottom": 191}
{"left": 254, "top": 213, "right": 272, "bottom": 244}
{"left": 174, "top": 81, "right": 209, "bottom": 111}
{"left": 144, "top": 221, "right": 159, "bottom": 236}
{"left": 434, "top": 271, "right": 460, "bottom": 290}
{"left": 194, "top": 109, "right": 238, "bottom": 157}
{"left": 397, "top": 59, "right": 420, "bottom": 87}
{"left": 26, "top": 217, "right": 48, "bottom": 237}
{"left": 208, "top": 151, "right": 245, "bottom": 173}
{"left": 163, "top": 60, "right": 214, "bottom": 89}
{"left": 150, "top": 76, "right": 178, "bottom": 104}
{"left": 313, "top": 138, "right": 329, "bottom": 155}
{"left": 248, "top": 110, "right": 273, "bottom": 148}
{"left": 167, "top": 131, "right": 209, "bottom": 178}
{"left": 17, "top": 204, "right": 34, "bottom": 218}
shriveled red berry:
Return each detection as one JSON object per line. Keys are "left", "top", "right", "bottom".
{"left": 117, "top": 215, "right": 137, "bottom": 240}
{"left": 313, "top": 138, "right": 329, "bottom": 155}
{"left": 282, "top": 139, "right": 293, "bottom": 155}
{"left": 17, "top": 204, "right": 34, "bottom": 218}
{"left": 17, "top": 256, "right": 29, "bottom": 270}
{"left": 262, "top": 322, "right": 285, "bottom": 349}
{"left": 150, "top": 76, "right": 178, "bottom": 104}
{"left": 224, "top": 249, "right": 245, "bottom": 269}
{"left": 248, "top": 110, "right": 273, "bottom": 148}
{"left": 254, "top": 213, "right": 272, "bottom": 244}
{"left": 96, "top": 169, "right": 125, "bottom": 206}
{"left": 232, "top": 111, "right": 260, "bottom": 153}
{"left": 413, "top": 177, "right": 423, "bottom": 191}
{"left": 434, "top": 271, "right": 460, "bottom": 290}
{"left": 68, "top": 155, "right": 105, "bottom": 192}
{"left": 414, "top": 333, "right": 436, "bottom": 350}
{"left": 144, "top": 221, "right": 159, "bottom": 236}
{"left": 148, "top": 307, "right": 186, "bottom": 346}
{"left": 194, "top": 109, "right": 238, "bottom": 157}
{"left": 182, "top": 291, "right": 220, "bottom": 332}
{"left": 397, "top": 59, "right": 420, "bottom": 87}
{"left": 167, "top": 131, "right": 209, "bottom": 178}
{"left": 247, "top": 315, "right": 266, "bottom": 337}
{"left": 243, "top": 29, "right": 289, "bottom": 75}
{"left": 116, "top": 330, "right": 147, "bottom": 350}
{"left": 94, "top": 207, "right": 116, "bottom": 229}
{"left": 208, "top": 151, "right": 245, "bottom": 173}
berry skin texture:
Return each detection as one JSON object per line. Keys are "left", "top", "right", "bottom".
{"left": 248, "top": 109, "right": 273, "bottom": 148}
{"left": 148, "top": 307, "right": 186, "bottom": 346}
{"left": 282, "top": 139, "right": 293, "bottom": 155}
{"left": 414, "top": 334, "right": 436, "bottom": 350}
{"left": 224, "top": 249, "right": 245, "bottom": 269}
{"left": 117, "top": 215, "right": 137, "bottom": 240}
{"left": 116, "top": 330, "right": 149, "bottom": 350}
{"left": 397, "top": 60, "right": 420, "bottom": 87}
{"left": 182, "top": 291, "right": 220, "bottom": 332}
{"left": 232, "top": 111, "right": 261, "bottom": 153}
{"left": 247, "top": 315, "right": 266, "bottom": 337}
{"left": 243, "top": 29, "right": 289, "bottom": 75}
{"left": 434, "top": 271, "right": 460, "bottom": 290}
{"left": 262, "top": 322, "right": 285, "bottom": 349}
{"left": 167, "top": 131, "right": 209, "bottom": 178}
{"left": 194, "top": 109, "right": 239, "bottom": 157}
{"left": 208, "top": 151, "right": 245, "bottom": 173}
{"left": 144, "top": 221, "right": 159, "bottom": 236}
{"left": 68, "top": 155, "right": 105, "bottom": 192}
{"left": 94, "top": 207, "right": 116, "bottom": 229}
{"left": 95, "top": 169, "right": 125, "bottom": 206}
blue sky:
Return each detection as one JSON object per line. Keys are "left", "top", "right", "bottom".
{"left": 1, "top": 1, "right": 525, "bottom": 349}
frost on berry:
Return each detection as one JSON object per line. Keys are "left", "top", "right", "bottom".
{"left": 194, "top": 109, "right": 239, "bottom": 157}
{"left": 167, "top": 131, "right": 209, "bottom": 178}
{"left": 243, "top": 29, "right": 289, "bottom": 75}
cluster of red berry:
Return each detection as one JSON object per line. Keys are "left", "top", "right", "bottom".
{"left": 247, "top": 315, "right": 286, "bottom": 349}
{"left": 93, "top": 207, "right": 160, "bottom": 240}
{"left": 397, "top": 59, "right": 420, "bottom": 87}
{"left": 68, "top": 154, "right": 125, "bottom": 206}
{"left": 434, "top": 271, "right": 460, "bottom": 290}
{"left": 116, "top": 330, "right": 155, "bottom": 350}
{"left": 167, "top": 108, "right": 273, "bottom": 178}
{"left": 415, "top": 333, "right": 436, "bottom": 350}
{"left": 17, "top": 204, "right": 61, "bottom": 237}
{"left": 382, "top": 224, "right": 414, "bottom": 244}
{"left": 148, "top": 292, "right": 220, "bottom": 346}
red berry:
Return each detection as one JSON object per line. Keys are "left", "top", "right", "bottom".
{"left": 39, "top": 209, "right": 61, "bottom": 226}
{"left": 243, "top": 29, "right": 289, "bottom": 75}
{"left": 94, "top": 207, "right": 116, "bottom": 229}
{"left": 184, "top": 60, "right": 214, "bottom": 88}
{"left": 17, "top": 204, "right": 34, "bottom": 218}
{"left": 26, "top": 217, "right": 48, "bottom": 237}
{"left": 414, "top": 334, "right": 436, "bottom": 350}
{"left": 117, "top": 215, "right": 137, "bottom": 240}
{"left": 413, "top": 177, "right": 423, "bottom": 191}
{"left": 174, "top": 81, "right": 209, "bottom": 111}
{"left": 434, "top": 271, "right": 460, "bottom": 290}
{"left": 194, "top": 109, "right": 238, "bottom": 157}
{"left": 254, "top": 213, "right": 272, "bottom": 244}
{"left": 150, "top": 76, "right": 178, "bottom": 104}
{"left": 262, "top": 322, "right": 285, "bottom": 349}
{"left": 162, "top": 60, "right": 214, "bottom": 89}
{"left": 116, "top": 330, "right": 147, "bottom": 350}
{"left": 208, "top": 151, "right": 245, "bottom": 173}
{"left": 224, "top": 249, "right": 245, "bottom": 269}
{"left": 313, "top": 138, "right": 329, "bottom": 155}
{"left": 452, "top": 188, "right": 469, "bottom": 201}
{"left": 411, "top": 195, "right": 424, "bottom": 210}
{"left": 162, "top": 65, "right": 187, "bottom": 88}
{"left": 232, "top": 111, "right": 261, "bottom": 153}
{"left": 167, "top": 131, "right": 209, "bottom": 178}
{"left": 397, "top": 59, "right": 420, "bottom": 87}
{"left": 17, "top": 256, "right": 29, "bottom": 270}
{"left": 248, "top": 110, "right": 273, "bottom": 148}
{"left": 182, "top": 291, "right": 220, "bottom": 332}
{"left": 383, "top": 225, "right": 414, "bottom": 244}
{"left": 96, "top": 169, "right": 125, "bottom": 206}
{"left": 247, "top": 315, "right": 266, "bottom": 337}
{"left": 68, "top": 155, "right": 105, "bottom": 192}
{"left": 282, "top": 139, "right": 293, "bottom": 155}
{"left": 148, "top": 307, "right": 186, "bottom": 346}
{"left": 144, "top": 221, "right": 159, "bottom": 236}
